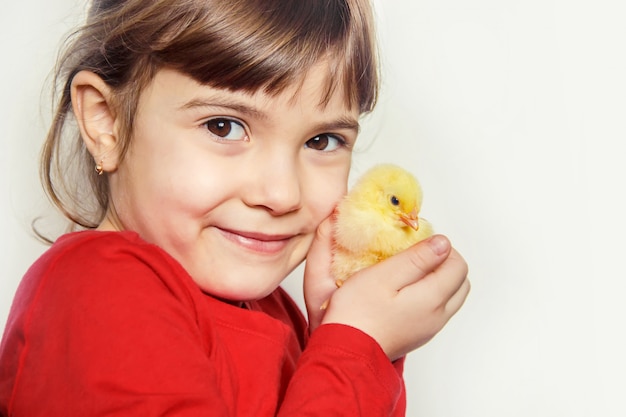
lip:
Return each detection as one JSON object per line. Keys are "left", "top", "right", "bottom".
{"left": 216, "top": 227, "right": 295, "bottom": 254}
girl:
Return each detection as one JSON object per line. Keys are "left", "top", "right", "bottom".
{"left": 0, "top": 0, "right": 470, "bottom": 415}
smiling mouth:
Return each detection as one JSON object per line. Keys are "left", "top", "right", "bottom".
{"left": 217, "top": 228, "right": 294, "bottom": 254}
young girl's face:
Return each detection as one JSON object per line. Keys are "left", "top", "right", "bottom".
{"left": 103, "top": 66, "right": 359, "bottom": 301}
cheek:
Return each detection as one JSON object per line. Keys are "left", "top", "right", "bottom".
{"left": 304, "top": 169, "right": 349, "bottom": 220}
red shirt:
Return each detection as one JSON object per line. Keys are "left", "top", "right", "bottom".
{"left": 0, "top": 231, "right": 405, "bottom": 416}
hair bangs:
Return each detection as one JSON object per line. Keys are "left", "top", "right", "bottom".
{"left": 149, "top": 0, "right": 378, "bottom": 113}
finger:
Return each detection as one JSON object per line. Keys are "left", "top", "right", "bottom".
{"left": 303, "top": 217, "right": 337, "bottom": 330}
{"left": 445, "top": 277, "right": 471, "bottom": 317}
{"left": 423, "top": 248, "right": 469, "bottom": 302}
{"left": 366, "top": 234, "right": 452, "bottom": 291}
{"left": 304, "top": 217, "right": 334, "bottom": 286}
{"left": 398, "top": 247, "right": 469, "bottom": 318}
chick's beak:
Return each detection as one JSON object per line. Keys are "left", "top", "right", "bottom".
{"left": 399, "top": 209, "right": 419, "bottom": 230}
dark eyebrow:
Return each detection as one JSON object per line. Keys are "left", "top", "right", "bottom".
{"left": 179, "top": 97, "right": 360, "bottom": 133}
{"left": 179, "top": 98, "right": 268, "bottom": 120}
{"left": 313, "top": 116, "right": 361, "bottom": 134}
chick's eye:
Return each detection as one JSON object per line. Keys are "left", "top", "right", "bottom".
{"left": 305, "top": 134, "right": 345, "bottom": 152}
{"left": 390, "top": 196, "right": 400, "bottom": 206}
{"left": 204, "top": 118, "right": 247, "bottom": 141}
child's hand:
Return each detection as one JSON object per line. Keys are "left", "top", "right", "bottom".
{"left": 306, "top": 223, "right": 470, "bottom": 361}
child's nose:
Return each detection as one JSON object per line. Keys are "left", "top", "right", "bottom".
{"left": 243, "top": 156, "right": 302, "bottom": 215}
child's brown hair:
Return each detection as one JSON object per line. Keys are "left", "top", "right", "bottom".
{"left": 41, "top": 0, "right": 379, "bottom": 232}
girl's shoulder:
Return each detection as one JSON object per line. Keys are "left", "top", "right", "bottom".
{"left": 44, "top": 230, "right": 180, "bottom": 272}
{"left": 53, "top": 229, "right": 156, "bottom": 255}
{"left": 21, "top": 230, "right": 198, "bottom": 310}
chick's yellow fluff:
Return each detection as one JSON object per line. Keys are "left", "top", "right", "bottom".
{"left": 331, "top": 164, "right": 434, "bottom": 284}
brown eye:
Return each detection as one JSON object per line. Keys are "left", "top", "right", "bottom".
{"left": 204, "top": 118, "right": 247, "bottom": 141}
{"left": 305, "top": 134, "right": 344, "bottom": 152}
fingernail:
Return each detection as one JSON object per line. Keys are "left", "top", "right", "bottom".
{"left": 428, "top": 235, "right": 450, "bottom": 255}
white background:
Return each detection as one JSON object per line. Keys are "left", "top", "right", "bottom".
{"left": 2, "top": 1, "right": 625, "bottom": 415}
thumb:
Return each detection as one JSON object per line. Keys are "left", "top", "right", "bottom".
{"left": 378, "top": 234, "right": 452, "bottom": 290}
{"left": 303, "top": 216, "right": 336, "bottom": 331}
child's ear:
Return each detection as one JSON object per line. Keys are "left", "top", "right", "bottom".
{"left": 71, "top": 70, "right": 119, "bottom": 173}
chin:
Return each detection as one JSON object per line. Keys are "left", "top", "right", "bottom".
{"left": 193, "top": 267, "right": 288, "bottom": 302}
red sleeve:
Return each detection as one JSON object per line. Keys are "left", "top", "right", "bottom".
{"left": 278, "top": 324, "right": 406, "bottom": 416}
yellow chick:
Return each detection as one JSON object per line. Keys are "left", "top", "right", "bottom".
{"left": 331, "top": 164, "right": 434, "bottom": 286}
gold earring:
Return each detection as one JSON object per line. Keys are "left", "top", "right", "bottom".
{"left": 95, "top": 160, "right": 104, "bottom": 175}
